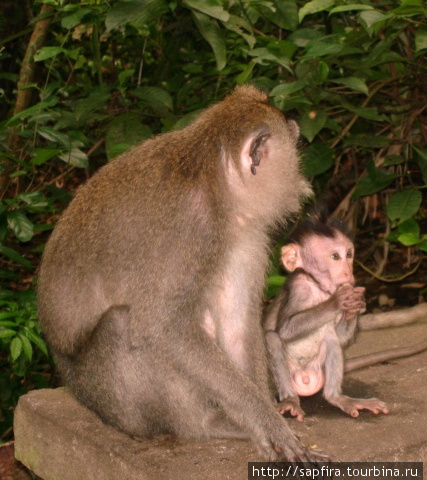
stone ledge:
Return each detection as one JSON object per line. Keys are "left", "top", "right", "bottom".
{"left": 14, "top": 388, "right": 257, "bottom": 480}
{"left": 14, "top": 322, "right": 427, "bottom": 479}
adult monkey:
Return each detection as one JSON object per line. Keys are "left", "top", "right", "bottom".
{"left": 37, "top": 86, "right": 323, "bottom": 462}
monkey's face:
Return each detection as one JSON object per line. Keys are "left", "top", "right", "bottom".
{"left": 226, "top": 110, "right": 312, "bottom": 226}
{"left": 302, "top": 232, "right": 355, "bottom": 294}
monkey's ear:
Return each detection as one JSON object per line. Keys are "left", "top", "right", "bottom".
{"left": 281, "top": 243, "right": 302, "bottom": 272}
{"left": 241, "top": 130, "right": 271, "bottom": 175}
{"left": 287, "top": 120, "right": 299, "bottom": 142}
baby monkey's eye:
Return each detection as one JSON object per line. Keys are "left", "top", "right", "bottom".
{"left": 347, "top": 250, "right": 353, "bottom": 259}
{"left": 331, "top": 252, "right": 340, "bottom": 260}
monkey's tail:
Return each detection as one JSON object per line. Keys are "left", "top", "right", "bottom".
{"left": 358, "top": 303, "right": 427, "bottom": 330}
{"left": 344, "top": 340, "right": 427, "bottom": 373}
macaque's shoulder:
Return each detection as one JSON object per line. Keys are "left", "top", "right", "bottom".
{"left": 285, "top": 269, "right": 328, "bottom": 309}
{"left": 287, "top": 269, "right": 316, "bottom": 292}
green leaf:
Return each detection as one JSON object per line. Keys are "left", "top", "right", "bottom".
{"left": 106, "top": 114, "right": 152, "bottom": 160}
{"left": 386, "top": 189, "right": 422, "bottom": 225}
{"left": 0, "top": 320, "right": 16, "bottom": 327}
{"left": 24, "top": 328, "right": 49, "bottom": 356}
{"left": 7, "top": 211, "right": 34, "bottom": 242}
{"left": 5, "top": 97, "right": 58, "bottom": 127}
{"left": 61, "top": 8, "right": 92, "bottom": 29}
{"left": 418, "top": 237, "right": 427, "bottom": 252}
{"left": 359, "top": 11, "right": 389, "bottom": 30}
{"left": 173, "top": 110, "right": 203, "bottom": 131}
{"left": 299, "top": 0, "right": 335, "bottom": 24}
{"left": 31, "top": 148, "right": 61, "bottom": 165}
{"left": 414, "top": 146, "right": 427, "bottom": 185}
{"left": 192, "top": 11, "right": 226, "bottom": 71}
{"left": 340, "top": 102, "right": 386, "bottom": 121}
{"left": 329, "top": 4, "right": 374, "bottom": 14}
{"left": 37, "top": 126, "right": 70, "bottom": 146}
{"left": 397, "top": 219, "right": 422, "bottom": 246}
{"left": 235, "top": 62, "right": 255, "bottom": 84}
{"left": 73, "top": 88, "right": 111, "bottom": 124}
{"left": 105, "top": 0, "right": 169, "bottom": 31}
{"left": 10, "top": 336, "right": 22, "bottom": 361}
{"left": 288, "top": 28, "right": 323, "bottom": 47}
{"left": 0, "top": 327, "right": 16, "bottom": 339}
{"left": 398, "top": 233, "right": 421, "bottom": 246}
{"left": 303, "top": 42, "right": 344, "bottom": 58}
{"left": 302, "top": 142, "right": 334, "bottom": 176}
{"left": 398, "top": 218, "right": 420, "bottom": 237}
{"left": 19, "top": 334, "right": 33, "bottom": 361}
{"left": 384, "top": 155, "right": 404, "bottom": 166}
{"left": 391, "top": 0, "right": 425, "bottom": 16}
{"left": 299, "top": 109, "right": 327, "bottom": 142}
{"left": 331, "top": 77, "right": 368, "bottom": 95}
{"left": 260, "top": 0, "right": 298, "bottom": 31}
{"left": 270, "top": 81, "right": 306, "bottom": 99}
{"left": 184, "top": 0, "right": 229, "bottom": 22}
{"left": 247, "top": 47, "right": 292, "bottom": 71}
{"left": 118, "top": 69, "right": 135, "bottom": 87}
{"left": 353, "top": 161, "right": 396, "bottom": 198}
{"left": 415, "top": 27, "right": 427, "bottom": 52}
{"left": 0, "top": 246, "right": 32, "bottom": 269}
{"left": 59, "top": 148, "right": 89, "bottom": 168}
{"left": 34, "top": 47, "right": 68, "bottom": 62}
{"left": 133, "top": 86, "right": 173, "bottom": 113}
{"left": 18, "top": 192, "right": 49, "bottom": 211}
{"left": 223, "top": 15, "right": 255, "bottom": 49}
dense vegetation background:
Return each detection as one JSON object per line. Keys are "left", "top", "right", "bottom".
{"left": 0, "top": 0, "right": 426, "bottom": 441}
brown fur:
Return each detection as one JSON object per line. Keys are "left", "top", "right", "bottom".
{"left": 37, "top": 86, "right": 327, "bottom": 461}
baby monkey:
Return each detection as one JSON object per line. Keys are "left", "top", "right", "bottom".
{"left": 264, "top": 213, "right": 390, "bottom": 421}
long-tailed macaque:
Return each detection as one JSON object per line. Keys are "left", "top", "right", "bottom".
{"left": 37, "top": 86, "right": 328, "bottom": 462}
{"left": 264, "top": 214, "right": 390, "bottom": 422}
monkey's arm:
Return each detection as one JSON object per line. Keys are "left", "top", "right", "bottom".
{"left": 277, "top": 286, "right": 360, "bottom": 342}
{"left": 335, "top": 288, "right": 365, "bottom": 346}
{"left": 263, "top": 288, "right": 287, "bottom": 331}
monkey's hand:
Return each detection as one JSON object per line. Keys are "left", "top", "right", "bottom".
{"left": 276, "top": 397, "right": 305, "bottom": 422}
{"left": 333, "top": 284, "right": 366, "bottom": 314}
{"left": 331, "top": 284, "right": 362, "bottom": 314}
{"left": 344, "top": 286, "right": 366, "bottom": 319}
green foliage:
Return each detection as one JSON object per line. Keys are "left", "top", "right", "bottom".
{"left": 0, "top": 0, "right": 426, "bottom": 437}
{"left": 0, "top": 290, "right": 51, "bottom": 439}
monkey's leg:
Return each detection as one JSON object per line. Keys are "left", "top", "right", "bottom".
{"left": 323, "top": 337, "right": 390, "bottom": 417}
{"left": 58, "top": 306, "right": 248, "bottom": 439}
{"left": 265, "top": 331, "right": 305, "bottom": 422}
{"left": 148, "top": 325, "right": 322, "bottom": 462}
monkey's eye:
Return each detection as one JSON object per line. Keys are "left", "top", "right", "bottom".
{"left": 331, "top": 252, "right": 340, "bottom": 260}
{"left": 347, "top": 250, "right": 353, "bottom": 259}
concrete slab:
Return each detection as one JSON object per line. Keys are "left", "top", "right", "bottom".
{"left": 14, "top": 320, "right": 427, "bottom": 480}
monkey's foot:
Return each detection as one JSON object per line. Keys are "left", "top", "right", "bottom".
{"left": 329, "top": 395, "right": 390, "bottom": 417}
{"left": 265, "top": 421, "right": 333, "bottom": 463}
{"left": 276, "top": 397, "right": 305, "bottom": 422}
